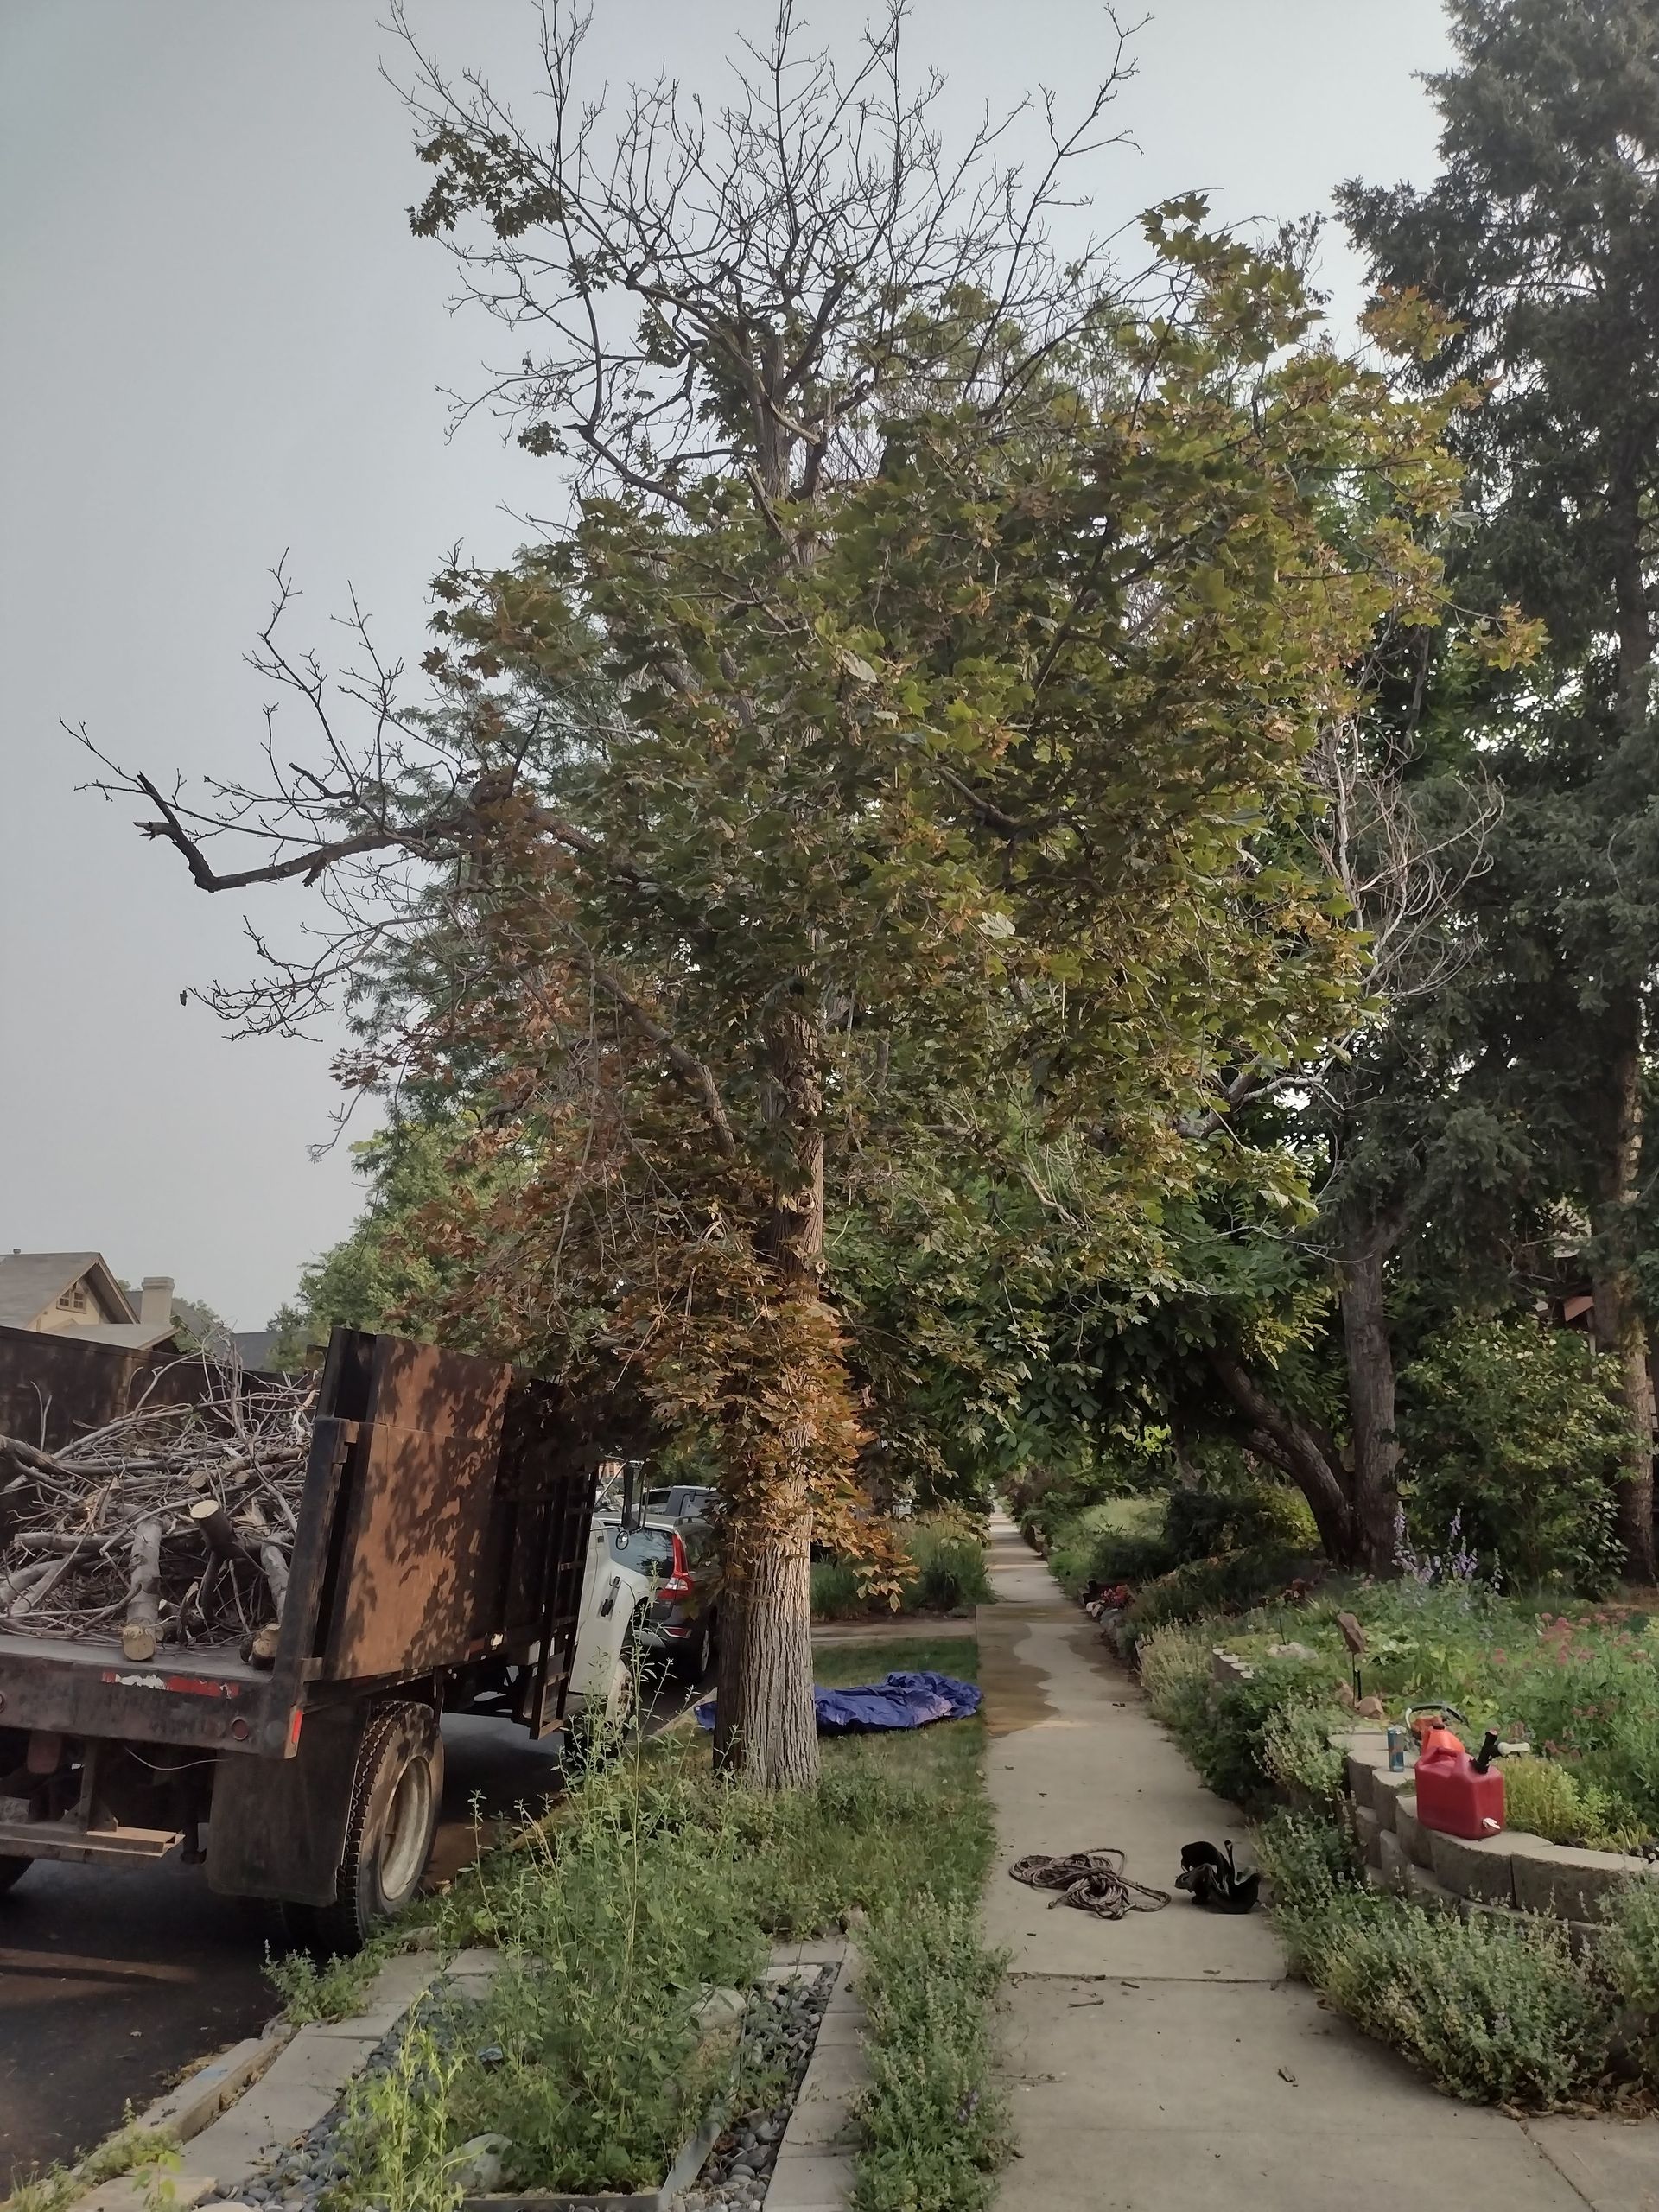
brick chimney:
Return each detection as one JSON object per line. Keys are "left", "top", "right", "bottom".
{"left": 139, "top": 1276, "right": 175, "bottom": 1329}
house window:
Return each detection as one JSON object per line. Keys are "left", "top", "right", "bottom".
{"left": 57, "top": 1287, "right": 87, "bottom": 1312}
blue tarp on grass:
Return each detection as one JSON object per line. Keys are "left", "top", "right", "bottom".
{"left": 695, "top": 1669, "right": 981, "bottom": 1735}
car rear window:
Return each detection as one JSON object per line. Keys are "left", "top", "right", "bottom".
{"left": 607, "top": 1526, "right": 677, "bottom": 1570}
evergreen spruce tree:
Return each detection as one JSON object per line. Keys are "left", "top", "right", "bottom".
{"left": 1341, "top": 0, "right": 1659, "bottom": 1576}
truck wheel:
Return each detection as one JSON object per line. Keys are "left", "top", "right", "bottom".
{"left": 287, "top": 1702, "right": 442, "bottom": 1956}
{"left": 0, "top": 1856, "right": 31, "bottom": 1894}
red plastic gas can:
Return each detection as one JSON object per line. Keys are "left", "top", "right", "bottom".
{"left": 1414, "top": 1731, "right": 1505, "bottom": 1840}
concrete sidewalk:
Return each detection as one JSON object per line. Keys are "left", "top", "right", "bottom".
{"left": 978, "top": 1516, "right": 1656, "bottom": 2212}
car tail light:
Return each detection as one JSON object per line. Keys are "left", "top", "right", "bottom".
{"left": 659, "top": 1532, "right": 693, "bottom": 1600}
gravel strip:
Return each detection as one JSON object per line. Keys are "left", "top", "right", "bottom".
{"left": 680, "top": 1966, "right": 836, "bottom": 2212}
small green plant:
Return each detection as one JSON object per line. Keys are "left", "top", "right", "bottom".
{"left": 3, "top": 2125, "right": 181, "bottom": 2212}
{"left": 334, "top": 2009, "right": 467, "bottom": 2212}
{"left": 854, "top": 1891, "right": 1010, "bottom": 2212}
{"left": 267, "top": 1942, "right": 387, "bottom": 2023}
{"left": 1501, "top": 1757, "right": 1648, "bottom": 1854}
{"left": 1260, "top": 1701, "right": 1348, "bottom": 1808}
{"left": 1600, "top": 1876, "right": 1659, "bottom": 2036}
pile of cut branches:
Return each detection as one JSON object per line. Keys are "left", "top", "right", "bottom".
{"left": 0, "top": 1367, "right": 313, "bottom": 1660}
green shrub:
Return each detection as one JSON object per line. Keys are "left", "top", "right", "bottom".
{"left": 1502, "top": 1756, "right": 1648, "bottom": 1854}
{"left": 1125, "top": 1544, "right": 1307, "bottom": 1633}
{"left": 1178, "top": 1663, "right": 1329, "bottom": 1804}
{"left": 1044, "top": 1496, "right": 1172, "bottom": 1596}
{"left": 1601, "top": 1876, "right": 1659, "bottom": 2078}
{"left": 1258, "top": 1815, "right": 1609, "bottom": 2105}
{"left": 1260, "top": 1701, "right": 1349, "bottom": 1809}
{"left": 1332, "top": 1899, "right": 1605, "bottom": 2105}
{"left": 1397, "top": 1319, "right": 1630, "bottom": 1590}
{"left": 854, "top": 1891, "right": 1010, "bottom": 2212}
{"left": 901, "top": 1518, "right": 995, "bottom": 1611}
{"left": 812, "top": 1517, "right": 992, "bottom": 1619}
{"left": 811, "top": 1557, "right": 869, "bottom": 1619}
{"left": 1255, "top": 1809, "right": 1363, "bottom": 1971}
{"left": 1163, "top": 1480, "right": 1316, "bottom": 1566}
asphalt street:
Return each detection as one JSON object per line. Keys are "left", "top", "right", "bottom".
{"left": 0, "top": 1677, "right": 703, "bottom": 2190}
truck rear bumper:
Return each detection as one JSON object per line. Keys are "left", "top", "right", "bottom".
{"left": 0, "top": 1809, "right": 182, "bottom": 1865}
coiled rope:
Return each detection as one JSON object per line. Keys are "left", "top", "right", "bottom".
{"left": 1008, "top": 1847, "right": 1171, "bottom": 1919}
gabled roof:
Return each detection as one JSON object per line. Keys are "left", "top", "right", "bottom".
{"left": 0, "top": 1253, "right": 137, "bottom": 1331}
{"left": 62, "top": 1321, "right": 181, "bottom": 1351}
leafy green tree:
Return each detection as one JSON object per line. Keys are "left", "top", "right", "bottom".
{"left": 1341, "top": 0, "right": 1659, "bottom": 1575}
{"left": 88, "top": 9, "right": 1457, "bottom": 1780}
{"left": 265, "top": 1116, "right": 482, "bottom": 1359}
{"left": 1397, "top": 1317, "right": 1629, "bottom": 1587}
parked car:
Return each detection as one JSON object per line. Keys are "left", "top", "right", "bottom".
{"left": 645, "top": 1484, "right": 721, "bottom": 1522}
{"left": 605, "top": 1507, "right": 720, "bottom": 1681}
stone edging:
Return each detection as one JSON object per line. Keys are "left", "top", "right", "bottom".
{"left": 1336, "top": 1728, "right": 1659, "bottom": 1946}
{"left": 73, "top": 1951, "right": 461, "bottom": 2212}
{"left": 762, "top": 1942, "right": 865, "bottom": 2212}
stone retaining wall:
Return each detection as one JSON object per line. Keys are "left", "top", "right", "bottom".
{"left": 1201, "top": 1653, "right": 1659, "bottom": 1943}
{"left": 1335, "top": 1727, "right": 1659, "bottom": 1947}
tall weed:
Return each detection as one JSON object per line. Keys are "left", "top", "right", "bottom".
{"left": 855, "top": 1892, "right": 1009, "bottom": 2212}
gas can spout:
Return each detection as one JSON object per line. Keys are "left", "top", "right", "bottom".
{"left": 1471, "top": 1729, "right": 1502, "bottom": 1776}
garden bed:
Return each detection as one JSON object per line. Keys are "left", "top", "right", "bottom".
{"left": 226, "top": 1955, "right": 842, "bottom": 2212}
{"left": 1139, "top": 1580, "right": 1659, "bottom": 1853}
{"left": 1116, "top": 1592, "right": 1659, "bottom": 2109}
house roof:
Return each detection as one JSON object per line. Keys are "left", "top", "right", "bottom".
{"left": 62, "top": 1321, "right": 184, "bottom": 1351}
{"left": 0, "top": 1253, "right": 137, "bottom": 1331}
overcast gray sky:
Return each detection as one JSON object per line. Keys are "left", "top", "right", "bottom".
{"left": 0, "top": 0, "right": 1452, "bottom": 1330}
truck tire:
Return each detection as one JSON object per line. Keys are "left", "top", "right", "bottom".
{"left": 0, "top": 1856, "right": 31, "bottom": 1894}
{"left": 285, "top": 1702, "right": 442, "bottom": 1957}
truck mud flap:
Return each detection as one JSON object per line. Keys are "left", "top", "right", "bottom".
{"left": 206, "top": 1701, "right": 371, "bottom": 1906}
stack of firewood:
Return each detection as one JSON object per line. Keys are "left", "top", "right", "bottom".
{"left": 0, "top": 1368, "right": 314, "bottom": 1662}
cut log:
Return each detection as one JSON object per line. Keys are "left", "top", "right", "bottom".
{"left": 121, "top": 1518, "right": 162, "bottom": 1662}
{"left": 256, "top": 1541, "right": 289, "bottom": 1618}
{"left": 0, "top": 1557, "right": 64, "bottom": 1615}
{"left": 188, "top": 1497, "right": 241, "bottom": 1560}
{"left": 245, "top": 1622, "right": 281, "bottom": 1667}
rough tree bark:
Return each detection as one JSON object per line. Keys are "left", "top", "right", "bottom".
{"left": 1592, "top": 998, "right": 1656, "bottom": 1582}
{"left": 1337, "top": 1207, "right": 1408, "bottom": 1576}
{"left": 1594, "top": 471, "right": 1657, "bottom": 1584}
{"left": 1208, "top": 1350, "right": 1358, "bottom": 1564}
{"left": 714, "top": 991, "right": 824, "bottom": 1789}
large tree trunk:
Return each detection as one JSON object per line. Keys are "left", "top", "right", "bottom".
{"left": 1208, "top": 1350, "right": 1359, "bottom": 1564}
{"left": 714, "top": 990, "right": 826, "bottom": 1789}
{"left": 1338, "top": 1230, "right": 1403, "bottom": 1576}
{"left": 712, "top": 1474, "right": 817, "bottom": 1789}
{"left": 1592, "top": 995, "right": 1656, "bottom": 1582}
{"left": 1596, "top": 470, "right": 1657, "bottom": 1580}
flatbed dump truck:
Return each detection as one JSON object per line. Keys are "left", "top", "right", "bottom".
{"left": 0, "top": 1325, "right": 645, "bottom": 1950}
